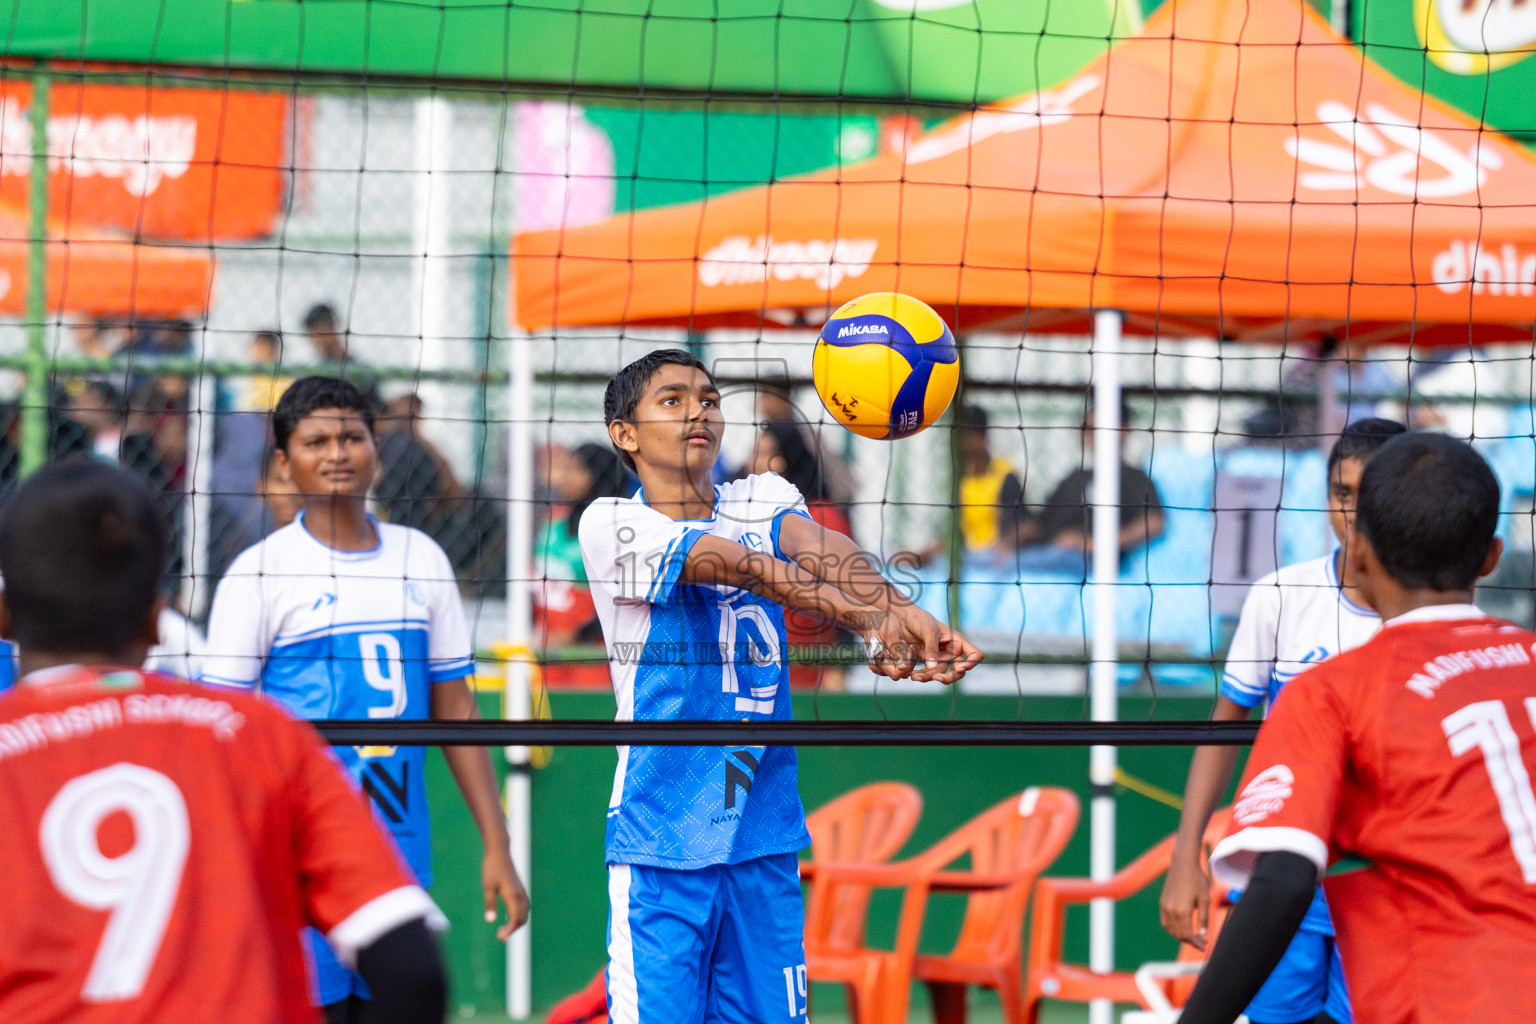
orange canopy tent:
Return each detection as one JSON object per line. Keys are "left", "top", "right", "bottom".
{"left": 513, "top": 0, "right": 1536, "bottom": 345}
{"left": 0, "top": 201, "right": 212, "bottom": 317}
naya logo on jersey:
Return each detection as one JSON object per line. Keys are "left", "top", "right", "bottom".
{"left": 361, "top": 759, "right": 411, "bottom": 824}
{"left": 406, "top": 582, "right": 427, "bottom": 606}
{"left": 312, "top": 592, "right": 337, "bottom": 611}
{"left": 1233, "top": 764, "right": 1294, "bottom": 825}
{"left": 723, "top": 748, "right": 760, "bottom": 811}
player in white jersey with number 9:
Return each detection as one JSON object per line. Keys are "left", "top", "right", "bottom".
{"left": 0, "top": 459, "right": 448, "bottom": 1024}
{"left": 201, "top": 376, "right": 527, "bottom": 1023}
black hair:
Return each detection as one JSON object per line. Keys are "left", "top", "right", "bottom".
{"left": 272, "top": 375, "right": 375, "bottom": 452}
{"left": 957, "top": 405, "right": 989, "bottom": 432}
{"left": 1355, "top": 432, "right": 1500, "bottom": 591}
{"left": 303, "top": 303, "right": 339, "bottom": 331}
{"left": 602, "top": 349, "right": 713, "bottom": 470}
{"left": 566, "top": 442, "right": 632, "bottom": 530}
{"left": 0, "top": 458, "right": 167, "bottom": 655}
{"left": 761, "top": 420, "right": 828, "bottom": 501}
{"left": 1328, "top": 417, "right": 1408, "bottom": 476}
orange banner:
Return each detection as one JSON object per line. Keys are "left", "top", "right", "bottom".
{"left": 0, "top": 84, "right": 287, "bottom": 242}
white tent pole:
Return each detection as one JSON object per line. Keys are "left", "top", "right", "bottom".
{"left": 412, "top": 96, "right": 462, "bottom": 466}
{"left": 1088, "top": 309, "right": 1123, "bottom": 1024}
{"left": 181, "top": 370, "right": 216, "bottom": 619}
{"left": 505, "top": 334, "right": 535, "bottom": 1019}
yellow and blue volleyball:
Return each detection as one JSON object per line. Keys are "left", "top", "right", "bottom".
{"left": 812, "top": 292, "right": 959, "bottom": 439}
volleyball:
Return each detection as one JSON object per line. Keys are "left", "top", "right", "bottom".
{"left": 812, "top": 292, "right": 960, "bottom": 439}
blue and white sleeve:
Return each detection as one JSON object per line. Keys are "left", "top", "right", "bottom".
{"left": 426, "top": 545, "right": 476, "bottom": 684}
{"left": 752, "top": 473, "right": 812, "bottom": 559}
{"left": 579, "top": 500, "right": 705, "bottom": 606}
{"left": 1219, "top": 582, "right": 1279, "bottom": 708}
{"left": 199, "top": 564, "right": 270, "bottom": 691}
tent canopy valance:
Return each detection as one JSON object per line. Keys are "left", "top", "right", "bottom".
{"left": 514, "top": 0, "right": 1536, "bottom": 345}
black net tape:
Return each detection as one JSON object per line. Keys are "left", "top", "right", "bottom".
{"left": 313, "top": 719, "right": 1260, "bottom": 747}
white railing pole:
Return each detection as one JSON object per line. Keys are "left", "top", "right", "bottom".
{"left": 1089, "top": 308, "right": 1123, "bottom": 1024}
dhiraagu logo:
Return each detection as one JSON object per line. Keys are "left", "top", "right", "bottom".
{"left": 1417, "top": 0, "right": 1536, "bottom": 74}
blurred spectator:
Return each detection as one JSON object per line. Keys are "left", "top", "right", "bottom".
{"left": 73, "top": 319, "right": 123, "bottom": 361}
{"left": 1017, "top": 401, "right": 1164, "bottom": 575}
{"left": 304, "top": 303, "right": 381, "bottom": 410}
{"left": 67, "top": 380, "right": 127, "bottom": 463}
{"left": 534, "top": 442, "right": 632, "bottom": 651}
{"left": 754, "top": 389, "right": 855, "bottom": 505}
{"left": 743, "top": 420, "right": 855, "bottom": 690}
{"left": 919, "top": 405, "right": 1023, "bottom": 565}
{"left": 157, "top": 319, "right": 196, "bottom": 357}
{"left": 245, "top": 330, "right": 293, "bottom": 412}
{"left": 375, "top": 392, "right": 460, "bottom": 533}
{"left": 747, "top": 420, "right": 850, "bottom": 535}
{"left": 210, "top": 446, "right": 302, "bottom": 584}
{"left": 304, "top": 303, "right": 348, "bottom": 363}
{"left": 1286, "top": 335, "right": 1396, "bottom": 436}
{"left": 260, "top": 445, "right": 303, "bottom": 531}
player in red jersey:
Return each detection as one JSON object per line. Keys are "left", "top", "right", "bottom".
{"left": 0, "top": 460, "right": 448, "bottom": 1024}
{"left": 1181, "top": 432, "right": 1536, "bottom": 1024}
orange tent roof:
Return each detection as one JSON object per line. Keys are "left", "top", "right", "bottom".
{"left": 0, "top": 203, "right": 212, "bottom": 318}
{"left": 513, "top": 0, "right": 1536, "bottom": 344}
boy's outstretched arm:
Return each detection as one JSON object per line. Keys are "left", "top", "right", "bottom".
{"left": 681, "top": 534, "right": 937, "bottom": 681}
{"left": 774, "top": 514, "right": 983, "bottom": 684}
{"left": 430, "top": 679, "right": 530, "bottom": 940}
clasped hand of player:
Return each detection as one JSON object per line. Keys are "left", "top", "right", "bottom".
{"left": 864, "top": 604, "right": 983, "bottom": 685}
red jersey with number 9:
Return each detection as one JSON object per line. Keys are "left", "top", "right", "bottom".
{"left": 1210, "top": 605, "right": 1536, "bottom": 1024}
{"left": 0, "top": 667, "right": 437, "bottom": 1024}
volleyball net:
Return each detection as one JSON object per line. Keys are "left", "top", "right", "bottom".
{"left": 5, "top": 0, "right": 1536, "bottom": 1015}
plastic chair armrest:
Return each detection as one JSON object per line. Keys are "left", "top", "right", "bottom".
{"left": 928, "top": 869, "right": 1030, "bottom": 893}
{"left": 808, "top": 860, "right": 925, "bottom": 888}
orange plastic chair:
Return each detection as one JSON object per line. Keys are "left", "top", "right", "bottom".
{"left": 801, "top": 782, "right": 925, "bottom": 1024}
{"left": 811, "top": 787, "right": 1080, "bottom": 1024}
{"left": 1023, "top": 808, "right": 1235, "bottom": 1022}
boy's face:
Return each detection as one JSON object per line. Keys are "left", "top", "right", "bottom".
{"left": 277, "top": 407, "right": 377, "bottom": 499}
{"left": 611, "top": 364, "right": 722, "bottom": 477}
{"left": 1328, "top": 456, "right": 1365, "bottom": 544}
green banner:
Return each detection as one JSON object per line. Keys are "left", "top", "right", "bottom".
{"left": 1354, "top": 0, "right": 1536, "bottom": 145}
{"left": 6, "top": 0, "right": 1135, "bottom": 104}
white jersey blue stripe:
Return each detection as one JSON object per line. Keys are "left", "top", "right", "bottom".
{"left": 581, "top": 473, "right": 814, "bottom": 869}
{"left": 200, "top": 513, "right": 474, "bottom": 885}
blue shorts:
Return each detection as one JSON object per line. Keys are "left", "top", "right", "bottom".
{"left": 1245, "top": 928, "right": 1351, "bottom": 1024}
{"left": 306, "top": 928, "right": 369, "bottom": 1006}
{"left": 606, "top": 852, "right": 808, "bottom": 1024}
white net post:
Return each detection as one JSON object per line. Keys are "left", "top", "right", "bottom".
{"left": 181, "top": 371, "right": 217, "bottom": 620}
{"left": 1089, "top": 308, "right": 1123, "bottom": 1024}
{"left": 505, "top": 335, "right": 535, "bottom": 1019}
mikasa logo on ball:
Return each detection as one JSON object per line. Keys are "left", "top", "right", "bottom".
{"left": 835, "top": 323, "right": 888, "bottom": 338}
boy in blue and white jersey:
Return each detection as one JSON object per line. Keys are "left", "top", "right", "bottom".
{"left": 582, "top": 350, "right": 982, "bottom": 1024}
{"left": 1160, "top": 417, "right": 1407, "bottom": 1024}
{"left": 201, "top": 376, "right": 527, "bottom": 1024}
